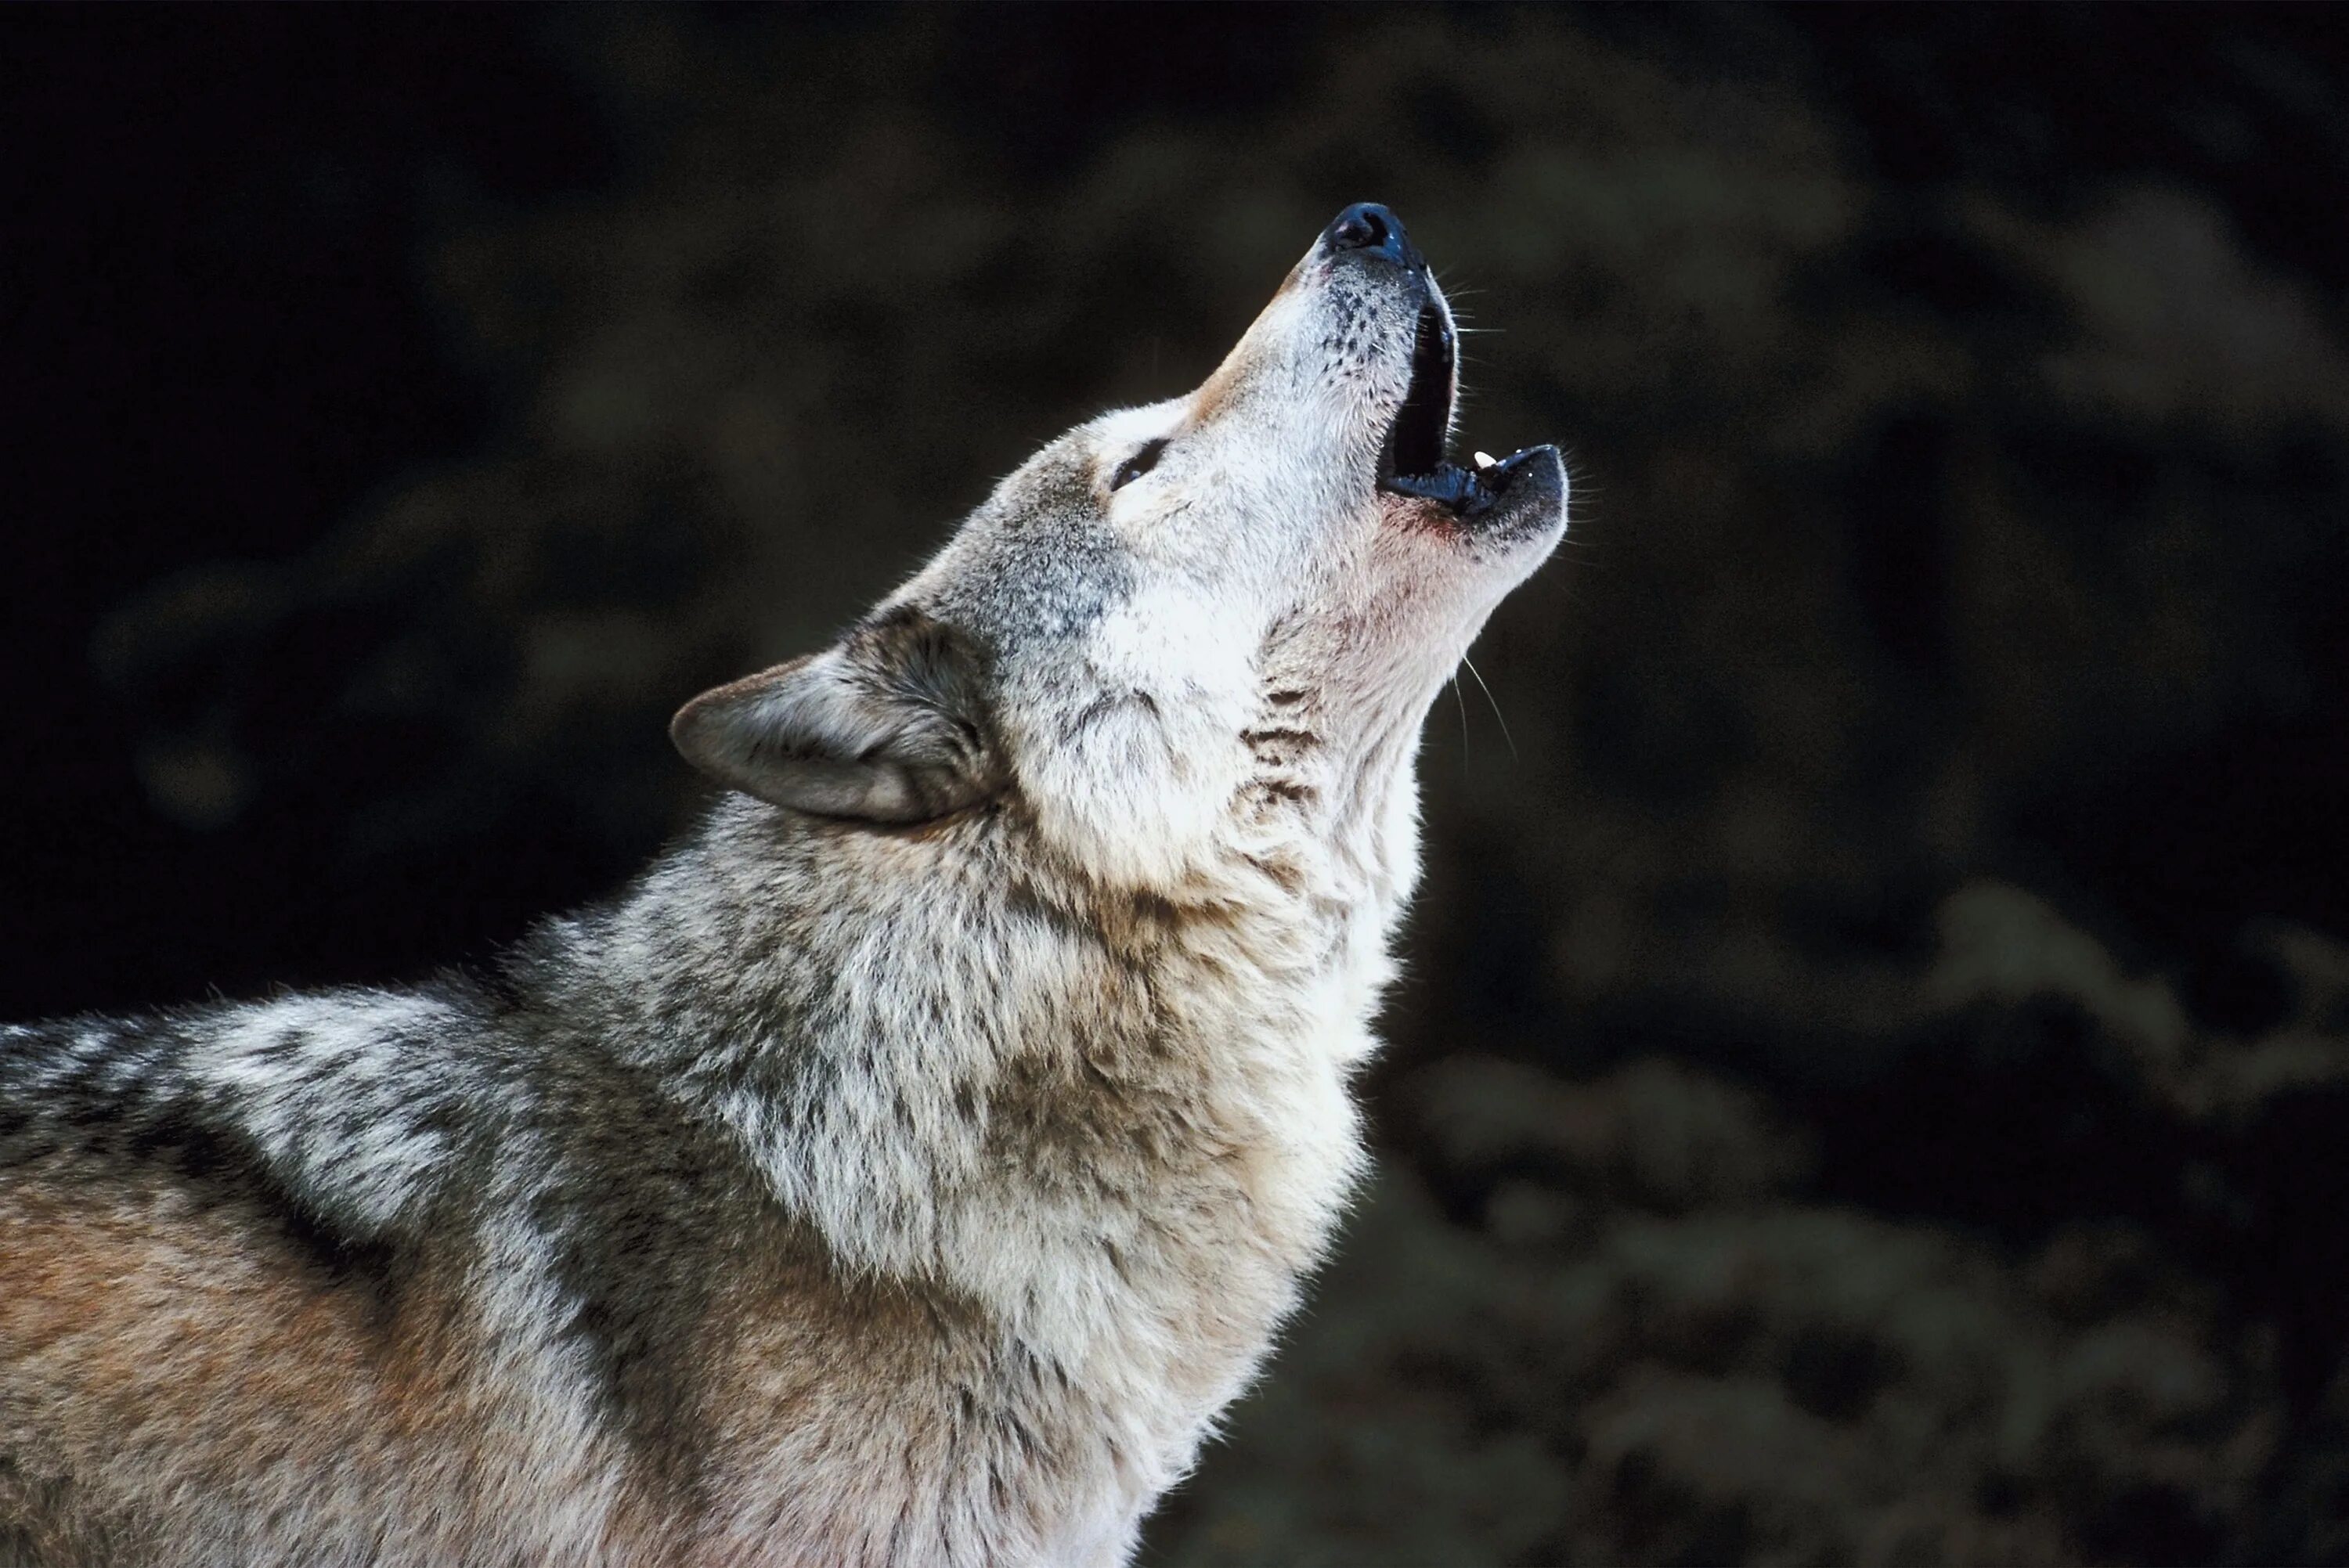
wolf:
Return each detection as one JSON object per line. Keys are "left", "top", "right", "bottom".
{"left": 0, "top": 203, "right": 1564, "bottom": 1566}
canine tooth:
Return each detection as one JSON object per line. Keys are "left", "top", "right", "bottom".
{"left": 1473, "top": 450, "right": 1495, "bottom": 469}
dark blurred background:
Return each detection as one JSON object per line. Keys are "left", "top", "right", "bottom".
{"left": 5, "top": 6, "right": 2347, "bottom": 1562}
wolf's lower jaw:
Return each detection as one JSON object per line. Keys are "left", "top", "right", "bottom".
{"left": 1382, "top": 442, "right": 1560, "bottom": 519}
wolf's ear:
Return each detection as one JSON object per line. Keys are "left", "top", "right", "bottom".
{"left": 670, "top": 608, "right": 1001, "bottom": 823}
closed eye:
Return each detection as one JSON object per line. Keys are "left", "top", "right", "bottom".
{"left": 1109, "top": 438, "right": 1168, "bottom": 492}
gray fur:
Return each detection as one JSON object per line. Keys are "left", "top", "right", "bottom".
{"left": 0, "top": 212, "right": 1564, "bottom": 1566}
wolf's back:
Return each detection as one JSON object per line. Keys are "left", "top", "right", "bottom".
{"left": 0, "top": 996, "right": 557, "bottom": 1564}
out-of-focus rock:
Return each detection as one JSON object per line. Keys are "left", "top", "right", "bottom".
{"left": 1405, "top": 1055, "right": 1813, "bottom": 1216}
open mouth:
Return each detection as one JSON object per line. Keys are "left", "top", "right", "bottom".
{"left": 1376, "top": 294, "right": 1546, "bottom": 519}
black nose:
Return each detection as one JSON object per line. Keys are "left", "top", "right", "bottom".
{"left": 1323, "top": 202, "right": 1418, "bottom": 268}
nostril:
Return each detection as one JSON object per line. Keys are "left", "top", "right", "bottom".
{"left": 1330, "top": 204, "right": 1390, "bottom": 253}
{"left": 1323, "top": 202, "right": 1416, "bottom": 268}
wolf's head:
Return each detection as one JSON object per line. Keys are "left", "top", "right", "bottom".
{"left": 674, "top": 204, "right": 1565, "bottom": 893}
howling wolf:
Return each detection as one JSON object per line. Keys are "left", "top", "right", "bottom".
{"left": 0, "top": 203, "right": 1565, "bottom": 1566}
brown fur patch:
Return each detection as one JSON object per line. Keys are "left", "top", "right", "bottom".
{"left": 0, "top": 1153, "right": 525, "bottom": 1558}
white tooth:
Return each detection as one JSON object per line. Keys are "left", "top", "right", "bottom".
{"left": 1474, "top": 450, "right": 1496, "bottom": 469}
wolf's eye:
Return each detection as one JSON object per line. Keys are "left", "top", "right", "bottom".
{"left": 1109, "top": 438, "right": 1168, "bottom": 492}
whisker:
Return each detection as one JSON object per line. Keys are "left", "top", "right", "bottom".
{"left": 1460, "top": 656, "right": 1517, "bottom": 762}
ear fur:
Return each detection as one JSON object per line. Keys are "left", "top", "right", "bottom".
{"left": 670, "top": 608, "right": 1001, "bottom": 823}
